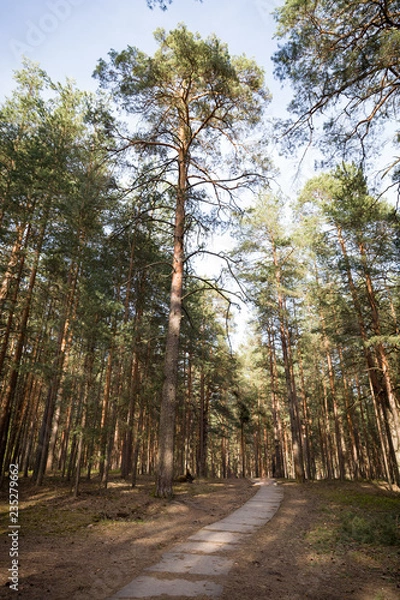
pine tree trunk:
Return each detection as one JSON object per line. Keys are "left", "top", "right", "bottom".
{"left": 267, "top": 323, "right": 285, "bottom": 478}
{"left": 274, "top": 256, "right": 304, "bottom": 481}
{"left": 336, "top": 226, "right": 397, "bottom": 484}
{"left": 359, "top": 242, "right": 400, "bottom": 477}
{"left": 197, "top": 361, "right": 208, "bottom": 478}
{"left": 33, "top": 260, "right": 79, "bottom": 486}
{"left": 321, "top": 368, "right": 335, "bottom": 479}
{"left": 131, "top": 401, "right": 145, "bottom": 488}
{"left": 184, "top": 349, "right": 193, "bottom": 472}
{"left": 155, "top": 144, "right": 187, "bottom": 498}
{"left": 120, "top": 238, "right": 139, "bottom": 479}
{"left": 320, "top": 312, "right": 346, "bottom": 480}
{"left": 0, "top": 215, "right": 47, "bottom": 477}
{"left": 355, "top": 375, "right": 374, "bottom": 479}
{"left": 99, "top": 338, "right": 114, "bottom": 483}
{"left": 337, "top": 343, "right": 363, "bottom": 479}
{"left": 297, "top": 342, "right": 315, "bottom": 479}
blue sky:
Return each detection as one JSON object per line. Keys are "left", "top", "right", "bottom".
{"left": 0, "top": 0, "right": 318, "bottom": 194}
{"left": 1, "top": 0, "right": 282, "bottom": 99}
{"left": 1, "top": 0, "right": 396, "bottom": 194}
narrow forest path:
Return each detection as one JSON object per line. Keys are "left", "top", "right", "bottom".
{"left": 108, "top": 480, "right": 283, "bottom": 599}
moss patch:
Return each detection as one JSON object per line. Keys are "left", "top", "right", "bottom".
{"left": 305, "top": 480, "right": 400, "bottom": 554}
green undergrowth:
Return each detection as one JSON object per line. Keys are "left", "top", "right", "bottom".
{"left": 306, "top": 481, "right": 400, "bottom": 553}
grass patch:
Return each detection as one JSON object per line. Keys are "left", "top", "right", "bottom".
{"left": 0, "top": 473, "right": 158, "bottom": 536}
{"left": 306, "top": 481, "right": 400, "bottom": 553}
{"left": 341, "top": 510, "right": 399, "bottom": 546}
{"left": 306, "top": 522, "right": 339, "bottom": 552}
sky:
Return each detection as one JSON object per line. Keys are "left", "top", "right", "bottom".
{"left": 0, "top": 0, "right": 321, "bottom": 201}
{"left": 1, "top": 0, "right": 396, "bottom": 201}
{"left": 0, "top": 1, "right": 306, "bottom": 159}
{"left": 1, "top": 1, "right": 282, "bottom": 96}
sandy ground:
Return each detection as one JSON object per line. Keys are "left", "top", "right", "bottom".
{"left": 0, "top": 476, "right": 256, "bottom": 599}
{"left": 0, "top": 476, "right": 399, "bottom": 600}
{"left": 221, "top": 482, "right": 400, "bottom": 600}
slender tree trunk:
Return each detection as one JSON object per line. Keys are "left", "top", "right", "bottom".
{"left": 337, "top": 343, "right": 362, "bottom": 479}
{"left": 221, "top": 433, "right": 227, "bottom": 479}
{"left": 197, "top": 348, "right": 210, "bottom": 478}
{"left": 184, "top": 349, "right": 193, "bottom": 472}
{"left": 33, "top": 260, "right": 79, "bottom": 486}
{"left": 120, "top": 237, "right": 139, "bottom": 479}
{"left": 273, "top": 244, "right": 304, "bottom": 481}
{"left": 320, "top": 312, "right": 346, "bottom": 480}
{"left": 73, "top": 402, "right": 86, "bottom": 498}
{"left": 317, "top": 415, "right": 328, "bottom": 479}
{"left": 354, "top": 373, "right": 375, "bottom": 479}
{"left": 155, "top": 140, "right": 187, "bottom": 498}
{"left": 0, "top": 214, "right": 47, "bottom": 477}
{"left": 60, "top": 400, "right": 73, "bottom": 477}
{"left": 121, "top": 354, "right": 137, "bottom": 479}
{"left": 321, "top": 366, "right": 335, "bottom": 479}
{"left": 131, "top": 400, "right": 145, "bottom": 487}
{"left": 297, "top": 342, "right": 315, "bottom": 479}
{"left": 267, "top": 323, "right": 285, "bottom": 478}
{"left": 240, "top": 418, "right": 246, "bottom": 478}
{"left": 99, "top": 338, "right": 115, "bottom": 483}
{"left": 336, "top": 226, "right": 398, "bottom": 484}
{"left": 21, "top": 385, "right": 42, "bottom": 478}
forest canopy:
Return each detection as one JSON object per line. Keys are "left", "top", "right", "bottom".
{"left": 273, "top": 0, "right": 400, "bottom": 169}
{"left": 0, "top": 6, "right": 400, "bottom": 497}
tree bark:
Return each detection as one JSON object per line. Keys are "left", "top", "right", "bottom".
{"left": 320, "top": 311, "right": 346, "bottom": 480}
{"left": 33, "top": 260, "right": 79, "bottom": 486}
{"left": 155, "top": 139, "right": 187, "bottom": 498}
{"left": 336, "top": 225, "right": 399, "bottom": 484}
{"left": 0, "top": 213, "right": 48, "bottom": 478}
{"left": 273, "top": 245, "right": 305, "bottom": 482}
{"left": 359, "top": 241, "right": 400, "bottom": 473}
{"left": 297, "top": 341, "right": 315, "bottom": 479}
{"left": 267, "top": 323, "right": 286, "bottom": 478}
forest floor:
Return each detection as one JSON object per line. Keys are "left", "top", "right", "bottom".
{"left": 0, "top": 475, "right": 399, "bottom": 600}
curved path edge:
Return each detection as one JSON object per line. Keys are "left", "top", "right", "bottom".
{"left": 108, "top": 479, "right": 283, "bottom": 599}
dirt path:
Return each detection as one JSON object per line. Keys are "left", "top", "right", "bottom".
{"left": 1, "top": 477, "right": 399, "bottom": 600}
{"left": 109, "top": 479, "right": 283, "bottom": 599}
{"left": 0, "top": 477, "right": 256, "bottom": 599}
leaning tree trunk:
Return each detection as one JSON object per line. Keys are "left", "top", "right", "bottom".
{"left": 359, "top": 241, "right": 400, "bottom": 478}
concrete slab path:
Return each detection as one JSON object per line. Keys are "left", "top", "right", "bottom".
{"left": 108, "top": 479, "right": 283, "bottom": 599}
